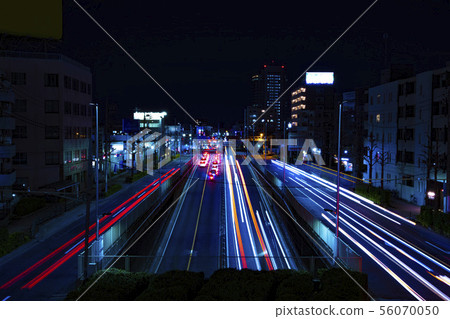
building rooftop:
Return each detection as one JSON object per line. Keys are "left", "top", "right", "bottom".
{"left": 0, "top": 50, "right": 90, "bottom": 72}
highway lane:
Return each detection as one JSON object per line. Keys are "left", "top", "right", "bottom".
{"left": 153, "top": 152, "right": 222, "bottom": 277}
{"left": 0, "top": 159, "right": 186, "bottom": 301}
{"left": 268, "top": 160, "right": 450, "bottom": 300}
{"left": 152, "top": 148, "right": 297, "bottom": 276}
{"left": 224, "top": 147, "right": 297, "bottom": 271}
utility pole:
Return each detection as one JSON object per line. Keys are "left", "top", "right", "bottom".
{"left": 83, "top": 192, "right": 91, "bottom": 280}
{"left": 335, "top": 102, "right": 343, "bottom": 260}
{"left": 283, "top": 121, "right": 286, "bottom": 190}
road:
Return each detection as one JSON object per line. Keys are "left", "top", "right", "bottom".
{"left": 268, "top": 159, "right": 450, "bottom": 301}
{"left": 0, "top": 158, "right": 187, "bottom": 301}
{"left": 150, "top": 147, "right": 297, "bottom": 276}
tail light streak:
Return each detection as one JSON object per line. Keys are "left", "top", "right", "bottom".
{"left": 9, "top": 168, "right": 179, "bottom": 290}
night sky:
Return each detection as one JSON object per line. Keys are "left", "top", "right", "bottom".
{"left": 62, "top": 0, "right": 450, "bottom": 126}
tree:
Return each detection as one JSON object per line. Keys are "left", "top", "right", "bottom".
{"left": 377, "top": 131, "right": 390, "bottom": 190}
{"left": 363, "top": 131, "right": 378, "bottom": 184}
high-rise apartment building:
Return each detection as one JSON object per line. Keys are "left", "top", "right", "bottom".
{"left": 248, "top": 62, "right": 288, "bottom": 137}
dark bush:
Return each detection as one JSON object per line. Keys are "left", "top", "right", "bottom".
{"left": 103, "top": 184, "right": 122, "bottom": 197}
{"left": 355, "top": 183, "right": 391, "bottom": 206}
{"left": 315, "top": 268, "right": 369, "bottom": 301}
{"left": 136, "top": 270, "right": 204, "bottom": 301}
{"left": 13, "top": 196, "right": 46, "bottom": 217}
{"left": 417, "top": 206, "right": 450, "bottom": 237}
{"left": 197, "top": 268, "right": 274, "bottom": 301}
{"left": 0, "top": 228, "right": 30, "bottom": 257}
{"left": 66, "top": 268, "right": 152, "bottom": 301}
{"left": 275, "top": 271, "right": 314, "bottom": 301}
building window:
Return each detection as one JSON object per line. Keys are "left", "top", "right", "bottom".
{"left": 14, "top": 99, "right": 27, "bottom": 112}
{"left": 80, "top": 104, "right": 86, "bottom": 116}
{"left": 64, "top": 102, "right": 72, "bottom": 114}
{"left": 64, "top": 151, "right": 72, "bottom": 164}
{"left": 72, "top": 78, "right": 79, "bottom": 91}
{"left": 45, "top": 126, "right": 60, "bottom": 139}
{"left": 64, "top": 126, "right": 72, "bottom": 139}
{"left": 376, "top": 114, "right": 381, "bottom": 122}
{"left": 406, "top": 82, "right": 415, "bottom": 95}
{"left": 406, "top": 105, "right": 415, "bottom": 117}
{"left": 402, "top": 175, "right": 414, "bottom": 187}
{"left": 44, "top": 100, "right": 59, "bottom": 113}
{"left": 13, "top": 125, "right": 27, "bottom": 138}
{"left": 64, "top": 76, "right": 72, "bottom": 89}
{"left": 45, "top": 152, "right": 59, "bottom": 165}
{"left": 13, "top": 152, "right": 27, "bottom": 165}
{"left": 44, "top": 73, "right": 59, "bottom": 87}
{"left": 11, "top": 72, "right": 26, "bottom": 85}
{"left": 404, "top": 151, "right": 414, "bottom": 164}
{"left": 87, "top": 84, "right": 92, "bottom": 95}
{"left": 81, "top": 149, "right": 87, "bottom": 160}
{"left": 80, "top": 81, "right": 87, "bottom": 93}
{"left": 73, "top": 103, "right": 80, "bottom": 115}
{"left": 73, "top": 150, "right": 80, "bottom": 162}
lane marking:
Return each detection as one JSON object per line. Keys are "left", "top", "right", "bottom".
{"left": 2, "top": 296, "right": 11, "bottom": 301}
{"left": 235, "top": 159, "right": 273, "bottom": 271}
{"left": 225, "top": 154, "right": 247, "bottom": 268}
{"left": 64, "top": 239, "right": 85, "bottom": 255}
{"left": 186, "top": 161, "right": 211, "bottom": 271}
{"left": 426, "top": 242, "right": 450, "bottom": 254}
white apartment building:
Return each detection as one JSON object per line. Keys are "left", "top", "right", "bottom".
{"left": 364, "top": 64, "right": 449, "bottom": 208}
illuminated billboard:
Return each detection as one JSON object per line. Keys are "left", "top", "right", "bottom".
{"left": 306, "top": 72, "right": 334, "bottom": 85}
{"left": 0, "top": 0, "right": 62, "bottom": 39}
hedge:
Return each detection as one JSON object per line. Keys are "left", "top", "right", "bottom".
{"left": 0, "top": 227, "right": 30, "bottom": 257}
{"left": 103, "top": 184, "right": 122, "bottom": 197}
{"left": 416, "top": 206, "right": 450, "bottom": 237}
{"left": 66, "top": 269, "right": 153, "bottom": 301}
{"left": 125, "top": 171, "right": 147, "bottom": 183}
{"left": 66, "top": 267, "right": 369, "bottom": 301}
{"left": 355, "top": 183, "right": 391, "bottom": 207}
{"left": 13, "top": 196, "right": 46, "bottom": 217}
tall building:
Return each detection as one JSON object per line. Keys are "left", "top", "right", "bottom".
{"left": 290, "top": 72, "right": 336, "bottom": 166}
{"left": 364, "top": 63, "right": 449, "bottom": 208}
{"left": 248, "top": 62, "right": 288, "bottom": 137}
{"left": 0, "top": 51, "right": 93, "bottom": 191}
{"left": 0, "top": 70, "right": 15, "bottom": 216}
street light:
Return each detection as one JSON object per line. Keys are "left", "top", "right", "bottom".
{"left": 335, "top": 101, "right": 346, "bottom": 260}
{"left": 89, "top": 102, "right": 100, "bottom": 265}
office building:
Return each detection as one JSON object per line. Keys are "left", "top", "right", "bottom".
{"left": 290, "top": 72, "right": 336, "bottom": 166}
{"left": 248, "top": 62, "right": 288, "bottom": 137}
{"left": 0, "top": 51, "right": 93, "bottom": 191}
{"left": 0, "top": 70, "right": 16, "bottom": 215}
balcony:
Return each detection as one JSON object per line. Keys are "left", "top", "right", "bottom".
{"left": 0, "top": 169, "right": 16, "bottom": 187}
{"left": 0, "top": 144, "right": 15, "bottom": 158}
{"left": 0, "top": 117, "right": 15, "bottom": 130}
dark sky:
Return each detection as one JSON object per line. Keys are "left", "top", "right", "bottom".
{"left": 62, "top": 0, "right": 450, "bottom": 126}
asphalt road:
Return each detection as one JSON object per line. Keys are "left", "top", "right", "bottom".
{"left": 267, "top": 160, "right": 450, "bottom": 301}
{"left": 150, "top": 148, "right": 298, "bottom": 277}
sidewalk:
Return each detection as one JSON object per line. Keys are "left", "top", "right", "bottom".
{"left": 388, "top": 197, "right": 421, "bottom": 220}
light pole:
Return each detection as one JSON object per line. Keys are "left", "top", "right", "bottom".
{"left": 89, "top": 102, "right": 100, "bottom": 264}
{"left": 335, "top": 101, "right": 344, "bottom": 260}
